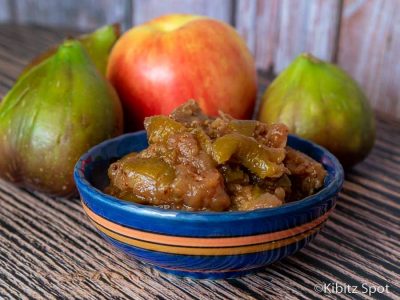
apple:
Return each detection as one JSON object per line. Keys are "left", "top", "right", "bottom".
{"left": 107, "top": 14, "right": 257, "bottom": 130}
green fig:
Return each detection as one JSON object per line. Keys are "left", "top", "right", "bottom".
{"left": 258, "top": 53, "right": 375, "bottom": 167}
{"left": 21, "top": 24, "right": 120, "bottom": 76}
{"left": 0, "top": 40, "right": 123, "bottom": 196}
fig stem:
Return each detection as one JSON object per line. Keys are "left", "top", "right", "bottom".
{"left": 301, "top": 52, "right": 322, "bottom": 64}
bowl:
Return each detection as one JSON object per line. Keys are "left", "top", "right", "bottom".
{"left": 74, "top": 131, "right": 344, "bottom": 279}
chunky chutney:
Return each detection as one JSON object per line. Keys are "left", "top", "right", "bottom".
{"left": 105, "top": 101, "right": 326, "bottom": 211}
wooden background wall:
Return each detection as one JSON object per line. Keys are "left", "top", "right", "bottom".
{"left": 0, "top": 0, "right": 399, "bottom": 118}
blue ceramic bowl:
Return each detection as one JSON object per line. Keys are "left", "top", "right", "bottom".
{"left": 74, "top": 131, "right": 343, "bottom": 279}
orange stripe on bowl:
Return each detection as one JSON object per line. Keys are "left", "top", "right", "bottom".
{"left": 82, "top": 201, "right": 332, "bottom": 247}
{"left": 92, "top": 221, "right": 324, "bottom": 256}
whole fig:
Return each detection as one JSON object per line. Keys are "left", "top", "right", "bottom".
{"left": 0, "top": 40, "right": 123, "bottom": 196}
{"left": 258, "top": 53, "right": 375, "bottom": 167}
{"left": 22, "top": 24, "right": 120, "bottom": 76}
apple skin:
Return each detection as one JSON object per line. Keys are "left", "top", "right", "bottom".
{"left": 107, "top": 14, "right": 257, "bottom": 130}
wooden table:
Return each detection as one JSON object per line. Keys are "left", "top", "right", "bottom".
{"left": 0, "top": 25, "right": 399, "bottom": 300}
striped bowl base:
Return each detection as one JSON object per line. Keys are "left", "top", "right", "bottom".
{"left": 84, "top": 201, "right": 329, "bottom": 279}
{"left": 75, "top": 132, "right": 343, "bottom": 279}
{"left": 97, "top": 228, "right": 322, "bottom": 279}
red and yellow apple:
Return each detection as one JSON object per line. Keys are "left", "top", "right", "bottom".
{"left": 107, "top": 14, "right": 257, "bottom": 130}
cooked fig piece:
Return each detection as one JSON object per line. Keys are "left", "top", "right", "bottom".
{"left": 106, "top": 100, "right": 326, "bottom": 211}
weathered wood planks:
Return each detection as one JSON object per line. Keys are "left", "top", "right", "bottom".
{"left": 235, "top": 0, "right": 342, "bottom": 72}
{"left": 0, "top": 0, "right": 13, "bottom": 23}
{"left": 338, "top": 0, "right": 400, "bottom": 119}
{"left": 1, "top": 0, "right": 400, "bottom": 117}
{"left": 10, "top": 0, "right": 133, "bottom": 31}
{"left": 235, "top": 0, "right": 400, "bottom": 118}
{"left": 0, "top": 25, "right": 399, "bottom": 299}
{"left": 132, "top": 0, "right": 234, "bottom": 26}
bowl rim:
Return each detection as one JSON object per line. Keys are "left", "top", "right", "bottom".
{"left": 74, "top": 131, "right": 344, "bottom": 221}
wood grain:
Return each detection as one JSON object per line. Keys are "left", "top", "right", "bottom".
{"left": 11, "top": 0, "right": 132, "bottom": 31}
{"left": 0, "top": 0, "right": 399, "bottom": 118}
{"left": 235, "top": 0, "right": 342, "bottom": 72}
{"left": 0, "top": 25, "right": 400, "bottom": 299}
{"left": 338, "top": 0, "right": 400, "bottom": 118}
{"left": 132, "top": 0, "right": 234, "bottom": 26}
{"left": 235, "top": 0, "right": 279, "bottom": 71}
{"left": 275, "top": 0, "right": 342, "bottom": 72}
{"left": 0, "top": 0, "right": 13, "bottom": 22}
